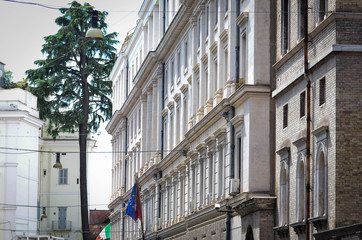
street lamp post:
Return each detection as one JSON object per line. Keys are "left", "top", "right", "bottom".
{"left": 78, "top": 10, "right": 104, "bottom": 240}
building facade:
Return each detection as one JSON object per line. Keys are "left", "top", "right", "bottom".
{"left": 107, "top": 0, "right": 275, "bottom": 239}
{"left": 38, "top": 130, "right": 96, "bottom": 240}
{"left": 273, "top": 0, "right": 362, "bottom": 239}
{"left": 0, "top": 88, "right": 44, "bottom": 240}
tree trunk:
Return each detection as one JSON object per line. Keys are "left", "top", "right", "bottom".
{"left": 79, "top": 121, "right": 90, "bottom": 240}
{"left": 80, "top": 49, "right": 90, "bottom": 240}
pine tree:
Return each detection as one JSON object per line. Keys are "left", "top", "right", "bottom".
{"left": 27, "top": 2, "right": 118, "bottom": 239}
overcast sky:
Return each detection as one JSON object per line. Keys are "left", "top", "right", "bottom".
{"left": 0, "top": 0, "right": 143, "bottom": 209}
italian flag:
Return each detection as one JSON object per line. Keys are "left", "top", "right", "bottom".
{"left": 96, "top": 223, "right": 111, "bottom": 240}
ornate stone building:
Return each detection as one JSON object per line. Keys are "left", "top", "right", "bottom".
{"left": 273, "top": 0, "right": 362, "bottom": 239}
{"left": 107, "top": 0, "right": 275, "bottom": 239}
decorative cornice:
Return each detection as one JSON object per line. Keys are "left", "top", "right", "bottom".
{"left": 219, "top": 29, "right": 228, "bottom": 43}
{"left": 236, "top": 12, "right": 249, "bottom": 27}
{"left": 173, "top": 92, "right": 181, "bottom": 102}
{"left": 193, "top": 63, "right": 200, "bottom": 74}
{"left": 167, "top": 101, "right": 175, "bottom": 110}
{"left": 201, "top": 52, "right": 208, "bottom": 65}
{"left": 162, "top": 108, "right": 169, "bottom": 117}
{"left": 180, "top": 83, "right": 189, "bottom": 94}
{"left": 210, "top": 41, "right": 218, "bottom": 55}
{"left": 230, "top": 115, "right": 244, "bottom": 128}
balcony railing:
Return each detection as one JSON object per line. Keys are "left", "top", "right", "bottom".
{"left": 52, "top": 220, "right": 72, "bottom": 231}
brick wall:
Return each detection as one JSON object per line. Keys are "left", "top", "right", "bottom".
{"left": 335, "top": 52, "right": 362, "bottom": 227}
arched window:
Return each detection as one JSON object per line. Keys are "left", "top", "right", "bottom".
{"left": 280, "top": 164, "right": 288, "bottom": 226}
{"left": 246, "top": 225, "right": 254, "bottom": 240}
{"left": 315, "top": 146, "right": 327, "bottom": 217}
{"left": 296, "top": 156, "right": 305, "bottom": 222}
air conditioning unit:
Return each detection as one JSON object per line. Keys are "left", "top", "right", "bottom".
{"left": 229, "top": 178, "right": 240, "bottom": 196}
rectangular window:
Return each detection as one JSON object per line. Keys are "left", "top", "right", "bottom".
{"left": 282, "top": 0, "right": 290, "bottom": 54}
{"left": 171, "top": 61, "right": 174, "bottom": 87}
{"left": 184, "top": 41, "right": 188, "bottom": 70}
{"left": 206, "top": 5, "right": 209, "bottom": 37}
{"left": 241, "top": 31, "right": 247, "bottom": 80}
{"left": 319, "top": 77, "right": 326, "bottom": 105}
{"left": 58, "top": 168, "right": 68, "bottom": 185}
{"left": 164, "top": 68, "right": 168, "bottom": 97}
{"left": 237, "top": 137, "right": 242, "bottom": 180}
{"left": 225, "top": 0, "right": 228, "bottom": 12}
{"left": 318, "top": 0, "right": 327, "bottom": 22}
{"left": 215, "top": 0, "right": 218, "bottom": 24}
{"left": 298, "top": 0, "right": 306, "bottom": 40}
{"left": 283, "top": 104, "right": 288, "bottom": 128}
{"left": 177, "top": 51, "right": 181, "bottom": 80}
{"left": 198, "top": 17, "right": 201, "bottom": 48}
{"left": 300, "top": 91, "right": 306, "bottom": 117}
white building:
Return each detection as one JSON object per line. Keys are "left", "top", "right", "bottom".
{"left": 0, "top": 88, "right": 43, "bottom": 240}
{"left": 107, "top": 0, "right": 275, "bottom": 239}
{"left": 38, "top": 130, "right": 96, "bottom": 240}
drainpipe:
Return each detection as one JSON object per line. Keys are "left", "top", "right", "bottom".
{"left": 303, "top": 1, "right": 311, "bottom": 239}
{"left": 122, "top": 117, "right": 128, "bottom": 240}
{"left": 163, "top": 0, "right": 166, "bottom": 34}
{"left": 126, "top": 59, "right": 129, "bottom": 98}
{"left": 235, "top": 0, "right": 240, "bottom": 85}
{"left": 156, "top": 63, "right": 166, "bottom": 239}
{"left": 226, "top": 106, "right": 235, "bottom": 240}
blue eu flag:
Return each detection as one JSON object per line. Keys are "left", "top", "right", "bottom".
{"left": 125, "top": 181, "right": 142, "bottom": 222}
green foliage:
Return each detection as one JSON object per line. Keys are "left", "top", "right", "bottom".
{"left": 27, "top": 1, "right": 118, "bottom": 138}
{"left": 2, "top": 70, "right": 28, "bottom": 89}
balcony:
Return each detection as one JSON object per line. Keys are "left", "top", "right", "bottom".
{"left": 52, "top": 220, "right": 72, "bottom": 231}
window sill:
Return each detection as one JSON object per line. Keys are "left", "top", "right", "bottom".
{"left": 273, "top": 225, "right": 289, "bottom": 239}
{"left": 290, "top": 221, "right": 306, "bottom": 235}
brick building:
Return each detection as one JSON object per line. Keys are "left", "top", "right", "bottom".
{"left": 272, "top": 0, "right": 362, "bottom": 239}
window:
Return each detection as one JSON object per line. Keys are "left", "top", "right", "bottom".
{"left": 300, "top": 91, "right": 306, "bottom": 117}
{"left": 315, "top": 147, "right": 327, "bottom": 217}
{"left": 241, "top": 31, "right": 247, "bottom": 80}
{"left": 319, "top": 77, "right": 326, "bottom": 105}
{"left": 217, "top": 145, "right": 224, "bottom": 199}
{"left": 171, "top": 60, "right": 174, "bottom": 87}
{"left": 183, "top": 95, "right": 188, "bottom": 135}
{"left": 283, "top": 104, "right": 288, "bottom": 128}
{"left": 164, "top": 67, "right": 168, "bottom": 97}
{"left": 236, "top": 136, "right": 242, "bottom": 180}
{"left": 198, "top": 17, "right": 201, "bottom": 48}
{"left": 215, "top": 0, "right": 218, "bottom": 24}
{"left": 225, "top": 0, "right": 228, "bottom": 13}
{"left": 318, "top": 0, "right": 327, "bottom": 22}
{"left": 58, "top": 168, "right": 68, "bottom": 185}
{"left": 208, "top": 152, "right": 214, "bottom": 204}
{"left": 282, "top": 0, "right": 290, "bottom": 54}
{"left": 184, "top": 41, "right": 188, "bottom": 70}
{"left": 206, "top": 5, "right": 209, "bottom": 37}
{"left": 177, "top": 51, "right": 181, "bottom": 81}
{"left": 205, "top": 71, "right": 209, "bottom": 101}
{"left": 296, "top": 157, "right": 306, "bottom": 222}
{"left": 298, "top": 0, "right": 306, "bottom": 40}
{"left": 280, "top": 164, "right": 288, "bottom": 226}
